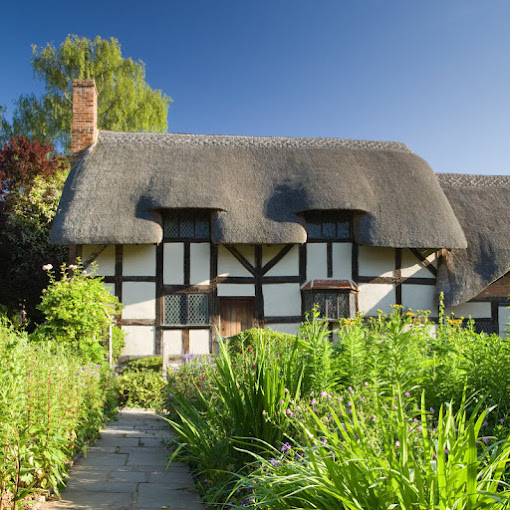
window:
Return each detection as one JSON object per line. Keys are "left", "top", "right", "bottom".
{"left": 304, "top": 211, "right": 351, "bottom": 240}
{"left": 303, "top": 291, "right": 356, "bottom": 320}
{"left": 301, "top": 280, "right": 358, "bottom": 321}
{"left": 163, "top": 211, "right": 211, "bottom": 240}
{"left": 164, "top": 294, "right": 209, "bottom": 326}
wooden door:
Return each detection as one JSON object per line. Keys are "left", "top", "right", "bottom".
{"left": 219, "top": 297, "right": 256, "bottom": 338}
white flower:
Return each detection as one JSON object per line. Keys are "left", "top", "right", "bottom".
{"left": 42, "top": 264, "right": 53, "bottom": 271}
{"left": 69, "top": 264, "right": 77, "bottom": 269}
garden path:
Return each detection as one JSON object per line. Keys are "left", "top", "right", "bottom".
{"left": 43, "top": 408, "right": 204, "bottom": 510}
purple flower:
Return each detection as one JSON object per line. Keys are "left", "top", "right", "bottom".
{"left": 280, "top": 442, "right": 291, "bottom": 454}
{"left": 284, "top": 388, "right": 289, "bottom": 393}
{"left": 395, "top": 441, "right": 401, "bottom": 447}
{"left": 311, "top": 399, "right": 317, "bottom": 405}
{"left": 405, "top": 392, "right": 411, "bottom": 397}
{"left": 482, "top": 437, "right": 490, "bottom": 444}
{"left": 371, "top": 415, "right": 376, "bottom": 420}
{"left": 430, "top": 407, "right": 435, "bottom": 414}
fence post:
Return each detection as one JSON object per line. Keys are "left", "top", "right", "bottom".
{"left": 162, "top": 339, "right": 168, "bottom": 380}
{"left": 108, "top": 324, "right": 113, "bottom": 368}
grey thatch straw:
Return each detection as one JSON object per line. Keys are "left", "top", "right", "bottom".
{"left": 436, "top": 173, "right": 510, "bottom": 306}
{"left": 51, "top": 131, "right": 467, "bottom": 249}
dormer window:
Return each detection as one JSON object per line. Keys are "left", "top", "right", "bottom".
{"left": 163, "top": 211, "right": 211, "bottom": 240}
{"left": 305, "top": 211, "right": 351, "bottom": 240}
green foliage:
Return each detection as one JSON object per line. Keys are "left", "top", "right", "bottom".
{"left": 115, "top": 357, "right": 165, "bottom": 410}
{"left": 233, "top": 392, "right": 510, "bottom": 509}
{"left": 0, "top": 137, "right": 68, "bottom": 321}
{"left": 0, "top": 322, "right": 116, "bottom": 507}
{"left": 3, "top": 35, "right": 172, "bottom": 151}
{"left": 165, "top": 307, "right": 510, "bottom": 508}
{"left": 32, "top": 262, "right": 124, "bottom": 363}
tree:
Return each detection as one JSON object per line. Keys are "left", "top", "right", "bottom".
{"left": 4, "top": 35, "right": 172, "bottom": 151}
{"left": 0, "top": 136, "right": 68, "bottom": 322}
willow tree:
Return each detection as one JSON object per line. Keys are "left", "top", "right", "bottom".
{"left": 6, "top": 35, "right": 172, "bottom": 151}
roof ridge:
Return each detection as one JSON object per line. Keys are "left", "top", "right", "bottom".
{"left": 98, "top": 130, "right": 411, "bottom": 152}
{"left": 437, "top": 173, "right": 510, "bottom": 187}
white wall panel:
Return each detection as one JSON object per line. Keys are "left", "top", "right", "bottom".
{"left": 218, "top": 246, "right": 253, "bottom": 277}
{"left": 162, "top": 330, "right": 183, "bottom": 357}
{"left": 217, "top": 284, "right": 255, "bottom": 296}
{"left": 306, "top": 243, "right": 327, "bottom": 280}
{"left": 122, "top": 326, "right": 155, "bottom": 356}
{"left": 82, "top": 244, "right": 115, "bottom": 276}
{"left": 401, "top": 284, "right": 437, "bottom": 313}
{"left": 358, "top": 283, "right": 395, "bottom": 315}
{"left": 263, "top": 284, "right": 301, "bottom": 316}
{"left": 499, "top": 306, "right": 510, "bottom": 338}
{"left": 189, "top": 329, "right": 210, "bottom": 355}
{"left": 332, "top": 243, "right": 352, "bottom": 279}
{"left": 190, "top": 243, "right": 210, "bottom": 285}
{"left": 263, "top": 245, "right": 299, "bottom": 276}
{"left": 268, "top": 324, "right": 300, "bottom": 335}
{"left": 122, "top": 282, "right": 156, "bottom": 319}
{"left": 123, "top": 245, "right": 156, "bottom": 276}
{"left": 401, "top": 249, "right": 437, "bottom": 278}
{"left": 358, "top": 246, "right": 395, "bottom": 277}
{"left": 163, "top": 243, "right": 184, "bottom": 284}
{"left": 446, "top": 302, "right": 492, "bottom": 319}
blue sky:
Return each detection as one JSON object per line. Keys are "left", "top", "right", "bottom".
{"left": 1, "top": 0, "right": 509, "bottom": 174}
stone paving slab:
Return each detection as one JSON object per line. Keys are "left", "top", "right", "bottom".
{"left": 43, "top": 409, "right": 204, "bottom": 510}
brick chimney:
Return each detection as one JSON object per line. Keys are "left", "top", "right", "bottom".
{"left": 71, "top": 79, "right": 98, "bottom": 156}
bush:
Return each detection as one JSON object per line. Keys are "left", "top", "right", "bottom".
{"left": 32, "top": 262, "right": 124, "bottom": 363}
{"left": 115, "top": 357, "right": 165, "bottom": 410}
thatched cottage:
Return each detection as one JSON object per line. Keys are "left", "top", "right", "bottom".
{"left": 50, "top": 80, "right": 510, "bottom": 358}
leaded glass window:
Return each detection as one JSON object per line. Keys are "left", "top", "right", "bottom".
{"left": 164, "top": 294, "right": 209, "bottom": 325}
{"left": 305, "top": 211, "right": 351, "bottom": 240}
{"left": 163, "top": 211, "right": 211, "bottom": 240}
{"left": 303, "top": 291, "right": 355, "bottom": 320}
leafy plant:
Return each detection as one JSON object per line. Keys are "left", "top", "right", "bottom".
{"left": 32, "top": 262, "right": 124, "bottom": 363}
{"left": 115, "top": 357, "right": 165, "bottom": 410}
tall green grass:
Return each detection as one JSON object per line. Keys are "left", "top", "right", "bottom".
{"left": 0, "top": 321, "right": 116, "bottom": 509}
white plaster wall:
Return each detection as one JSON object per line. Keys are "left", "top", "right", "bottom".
{"left": 217, "top": 284, "right": 255, "bottom": 296}
{"left": 499, "top": 306, "right": 510, "bottom": 338}
{"left": 190, "top": 243, "right": 210, "bottom": 285}
{"left": 358, "top": 246, "right": 395, "bottom": 277}
{"left": 268, "top": 324, "right": 300, "bottom": 335}
{"left": 401, "top": 284, "right": 437, "bottom": 313}
{"left": 263, "top": 284, "right": 301, "bottom": 316}
{"left": 122, "top": 282, "right": 156, "bottom": 319}
{"left": 358, "top": 283, "right": 395, "bottom": 315}
{"left": 162, "top": 330, "right": 183, "bottom": 357}
{"left": 332, "top": 243, "right": 352, "bottom": 279}
{"left": 82, "top": 245, "right": 115, "bottom": 276}
{"left": 122, "top": 326, "right": 155, "bottom": 356}
{"left": 103, "top": 283, "right": 115, "bottom": 296}
{"left": 218, "top": 246, "right": 253, "bottom": 277}
{"left": 164, "top": 243, "right": 184, "bottom": 284}
{"left": 401, "top": 249, "right": 437, "bottom": 278}
{"left": 123, "top": 245, "right": 156, "bottom": 276}
{"left": 189, "top": 329, "right": 210, "bottom": 354}
{"left": 263, "top": 245, "right": 299, "bottom": 276}
{"left": 306, "top": 243, "right": 327, "bottom": 280}
{"left": 446, "top": 302, "right": 492, "bottom": 319}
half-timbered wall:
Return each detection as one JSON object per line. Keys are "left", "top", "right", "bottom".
{"left": 78, "top": 241, "right": 509, "bottom": 359}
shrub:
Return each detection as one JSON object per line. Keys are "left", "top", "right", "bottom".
{"left": 115, "top": 357, "right": 165, "bottom": 410}
{"left": 32, "top": 262, "right": 124, "bottom": 363}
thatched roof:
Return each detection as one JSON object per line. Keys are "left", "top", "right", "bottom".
{"left": 51, "top": 131, "right": 466, "bottom": 248}
{"left": 436, "top": 173, "right": 510, "bottom": 306}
